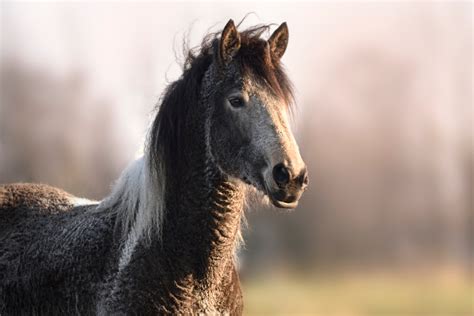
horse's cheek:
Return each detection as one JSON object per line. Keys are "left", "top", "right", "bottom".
{"left": 209, "top": 114, "right": 240, "bottom": 176}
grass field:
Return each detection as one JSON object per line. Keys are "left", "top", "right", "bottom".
{"left": 242, "top": 268, "right": 473, "bottom": 316}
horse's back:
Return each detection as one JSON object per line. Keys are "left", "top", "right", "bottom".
{"left": 0, "top": 183, "right": 76, "bottom": 214}
{"left": 0, "top": 183, "right": 78, "bottom": 239}
{"left": 0, "top": 183, "right": 113, "bottom": 314}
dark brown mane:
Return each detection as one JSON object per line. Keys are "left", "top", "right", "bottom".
{"left": 148, "top": 24, "right": 294, "bottom": 174}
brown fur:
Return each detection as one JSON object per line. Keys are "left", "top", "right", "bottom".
{"left": 0, "top": 183, "right": 74, "bottom": 216}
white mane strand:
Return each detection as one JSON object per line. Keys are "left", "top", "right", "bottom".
{"left": 98, "top": 154, "right": 166, "bottom": 269}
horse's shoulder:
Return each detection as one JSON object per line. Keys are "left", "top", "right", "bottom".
{"left": 0, "top": 183, "right": 78, "bottom": 215}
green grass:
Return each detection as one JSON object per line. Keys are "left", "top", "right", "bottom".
{"left": 242, "top": 269, "right": 473, "bottom": 316}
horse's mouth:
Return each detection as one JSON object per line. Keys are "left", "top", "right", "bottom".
{"left": 267, "top": 189, "right": 300, "bottom": 209}
{"left": 245, "top": 174, "right": 301, "bottom": 209}
{"left": 269, "top": 197, "right": 299, "bottom": 209}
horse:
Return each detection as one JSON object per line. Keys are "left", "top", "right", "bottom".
{"left": 0, "top": 19, "right": 308, "bottom": 315}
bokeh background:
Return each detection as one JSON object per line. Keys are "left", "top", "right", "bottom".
{"left": 1, "top": 1, "right": 472, "bottom": 315}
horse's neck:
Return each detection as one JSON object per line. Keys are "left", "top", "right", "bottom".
{"left": 161, "top": 103, "right": 244, "bottom": 285}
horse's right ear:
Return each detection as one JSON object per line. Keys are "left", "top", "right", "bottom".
{"left": 219, "top": 19, "right": 241, "bottom": 65}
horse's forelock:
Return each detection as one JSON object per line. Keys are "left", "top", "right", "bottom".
{"left": 198, "top": 24, "right": 295, "bottom": 109}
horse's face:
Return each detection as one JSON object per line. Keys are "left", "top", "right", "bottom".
{"left": 207, "top": 20, "right": 308, "bottom": 209}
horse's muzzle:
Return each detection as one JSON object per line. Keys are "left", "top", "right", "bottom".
{"left": 267, "top": 165, "right": 309, "bottom": 209}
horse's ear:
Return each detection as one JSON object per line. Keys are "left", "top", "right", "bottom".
{"left": 219, "top": 19, "right": 241, "bottom": 65}
{"left": 268, "top": 22, "right": 289, "bottom": 60}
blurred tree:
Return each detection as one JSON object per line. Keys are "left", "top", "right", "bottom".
{"left": 0, "top": 61, "right": 130, "bottom": 199}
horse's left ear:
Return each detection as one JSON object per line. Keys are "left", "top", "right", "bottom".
{"left": 268, "top": 22, "right": 289, "bottom": 60}
{"left": 219, "top": 19, "right": 241, "bottom": 65}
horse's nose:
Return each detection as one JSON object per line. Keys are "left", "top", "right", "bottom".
{"left": 268, "top": 162, "right": 308, "bottom": 209}
{"left": 273, "top": 163, "right": 308, "bottom": 189}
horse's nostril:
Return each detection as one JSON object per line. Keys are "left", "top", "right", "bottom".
{"left": 295, "top": 168, "right": 309, "bottom": 187}
{"left": 273, "top": 163, "right": 290, "bottom": 186}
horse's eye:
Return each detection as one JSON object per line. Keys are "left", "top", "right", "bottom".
{"left": 228, "top": 96, "right": 245, "bottom": 108}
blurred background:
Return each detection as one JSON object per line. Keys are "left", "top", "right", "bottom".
{"left": 0, "top": 1, "right": 472, "bottom": 315}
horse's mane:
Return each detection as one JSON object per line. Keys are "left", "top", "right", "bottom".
{"left": 100, "top": 23, "right": 294, "bottom": 255}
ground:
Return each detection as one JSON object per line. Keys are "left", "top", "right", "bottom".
{"left": 242, "top": 267, "right": 472, "bottom": 316}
